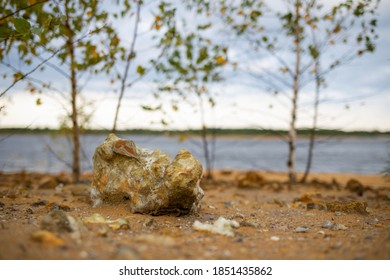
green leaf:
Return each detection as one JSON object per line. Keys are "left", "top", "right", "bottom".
{"left": 13, "top": 18, "right": 31, "bottom": 35}
{"left": 308, "top": 45, "right": 319, "bottom": 59}
{"left": 136, "top": 65, "right": 146, "bottom": 76}
{"left": 31, "top": 26, "right": 44, "bottom": 36}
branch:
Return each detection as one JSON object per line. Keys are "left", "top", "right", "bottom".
{"left": 46, "top": 144, "right": 72, "bottom": 169}
{"left": 0, "top": 24, "right": 107, "bottom": 98}
{"left": 0, "top": 0, "right": 49, "bottom": 21}
{"left": 112, "top": 1, "right": 142, "bottom": 132}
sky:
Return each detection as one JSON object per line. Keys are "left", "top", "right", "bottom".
{"left": 0, "top": 0, "right": 389, "bottom": 131}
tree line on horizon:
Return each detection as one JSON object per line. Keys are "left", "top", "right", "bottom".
{"left": 0, "top": 0, "right": 380, "bottom": 183}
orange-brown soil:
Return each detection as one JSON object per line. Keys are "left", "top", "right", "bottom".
{"left": 0, "top": 170, "right": 389, "bottom": 260}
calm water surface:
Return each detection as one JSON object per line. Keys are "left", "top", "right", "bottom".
{"left": 0, "top": 133, "right": 388, "bottom": 174}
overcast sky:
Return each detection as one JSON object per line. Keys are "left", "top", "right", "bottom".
{"left": 0, "top": 0, "right": 389, "bottom": 131}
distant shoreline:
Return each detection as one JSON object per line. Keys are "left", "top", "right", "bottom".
{"left": 0, "top": 127, "right": 389, "bottom": 138}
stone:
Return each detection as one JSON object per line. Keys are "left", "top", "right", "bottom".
{"left": 31, "top": 200, "right": 48, "bottom": 207}
{"left": 0, "top": 202, "right": 4, "bottom": 208}
{"left": 240, "top": 219, "right": 260, "bottom": 228}
{"left": 193, "top": 216, "right": 240, "bottom": 237}
{"left": 326, "top": 200, "right": 368, "bottom": 215}
{"left": 83, "top": 213, "right": 130, "bottom": 230}
{"left": 31, "top": 230, "right": 64, "bottom": 247}
{"left": 69, "top": 184, "right": 91, "bottom": 197}
{"left": 332, "top": 223, "right": 348, "bottom": 231}
{"left": 41, "top": 210, "right": 84, "bottom": 243}
{"left": 294, "top": 227, "right": 309, "bottom": 233}
{"left": 270, "top": 236, "right": 280, "bottom": 241}
{"left": 322, "top": 220, "right": 334, "bottom": 229}
{"left": 91, "top": 134, "right": 204, "bottom": 215}
{"left": 345, "top": 178, "right": 364, "bottom": 196}
{"left": 237, "top": 171, "right": 265, "bottom": 189}
{"left": 38, "top": 176, "right": 58, "bottom": 189}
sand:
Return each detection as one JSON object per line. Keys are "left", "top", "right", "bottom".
{"left": 0, "top": 170, "right": 389, "bottom": 260}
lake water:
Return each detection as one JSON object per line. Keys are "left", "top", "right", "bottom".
{"left": 0, "top": 133, "right": 388, "bottom": 174}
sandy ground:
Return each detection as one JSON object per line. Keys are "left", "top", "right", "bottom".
{"left": 0, "top": 170, "right": 389, "bottom": 260}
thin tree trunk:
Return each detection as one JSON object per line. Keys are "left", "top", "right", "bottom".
{"left": 301, "top": 64, "right": 319, "bottom": 183}
{"left": 198, "top": 93, "right": 212, "bottom": 179}
{"left": 287, "top": 0, "right": 301, "bottom": 184}
{"left": 65, "top": 1, "right": 80, "bottom": 183}
{"left": 301, "top": 28, "right": 321, "bottom": 183}
{"left": 112, "top": 1, "right": 142, "bottom": 133}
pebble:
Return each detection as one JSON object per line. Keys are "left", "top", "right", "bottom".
{"left": 334, "top": 211, "right": 342, "bottom": 216}
{"left": 317, "top": 230, "right": 325, "bottom": 235}
{"left": 208, "top": 205, "right": 216, "bottom": 209}
{"left": 332, "top": 223, "right": 348, "bottom": 231}
{"left": 26, "top": 208, "right": 34, "bottom": 214}
{"left": 31, "top": 200, "right": 48, "bottom": 207}
{"left": 143, "top": 217, "right": 156, "bottom": 228}
{"left": 270, "top": 236, "right": 280, "bottom": 241}
{"left": 294, "top": 227, "right": 309, "bottom": 233}
{"left": 322, "top": 220, "right": 333, "bottom": 229}
{"left": 0, "top": 202, "right": 4, "bottom": 208}
{"left": 31, "top": 230, "right": 64, "bottom": 247}
{"left": 331, "top": 242, "right": 343, "bottom": 249}
{"left": 240, "top": 219, "right": 259, "bottom": 228}
{"left": 231, "top": 213, "right": 245, "bottom": 219}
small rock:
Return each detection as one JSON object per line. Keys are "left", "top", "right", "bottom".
{"left": 31, "top": 230, "right": 64, "bottom": 247}
{"left": 294, "top": 227, "right": 309, "bottom": 233}
{"left": 28, "top": 218, "right": 38, "bottom": 226}
{"left": 331, "top": 242, "right": 343, "bottom": 249}
{"left": 108, "top": 218, "right": 130, "bottom": 230}
{"left": 317, "top": 230, "right": 325, "bottom": 235}
{"left": 274, "top": 199, "right": 286, "bottom": 207}
{"left": 230, "top": 213, "right": 245, "bottom": 219}
{"left": 334, "top": 211, "right": 342, "bottom": 216}
{"left": 332, "top": 223, "right": 348, "bottom": 231}
{"left": 345, "top": 178, "right": 364, "bottom": 196}
{"left": 96, "top": 225, "right": 109, "bottom": 237}
{"left": 326, "top": 200, "right": 368, "bottom": 215}
{"left": 240, "top": 219, "right": 259, "bottom": 228}
{"left": 55, "top": 183, "right": 64, "bottom": 195}
{"left": 237, "top": 171, "right": 265, "bottom": 189}
{"left": 70, "top": 184, "right": 90, "bottom": 197}
{"left": 143, "top": 217, "right": 156, "bottom": 228}
{"left": 0, "top": 202, "right": 4, "bottom": 208}
{"left": 41, "top": 210, "right": 84, "bottom": 243}
{"left": 208, "top": 205, "right": 216, "bottom": 209}
{"left": 38, "top": 176, "right": 58, "bottom": 189}
{"left": 224, "top": 201, "right": 234, "bottom": 207}
{"left": 7, "top": 184, "right": 31, "bottom": 198}
{"left": 270, "top": 236, "right": 280, "bottom": 241}
{"left": 307, "top": 202, "right": 327, "bottom": 211}
{"left": 31, "top": 200, "right": 49, "bottom": 207}
{"left": 234, "top": 236, "right": 244, "bottom": 243}
{"left": 26, "top": 208, "right": 34, "bottom": 214}
{"left": 322, "top": 220, "right": 333, "bottom": 229}
{"left": 45, "top": 202, "right": 71, "bottom": 212}
{"left": 193, "top": 216, "right": 240, "bottom": 237}
{"left": 83, "top": 213, "right": 129, "bottom": 230}
{"left": 83, "top": 213, "right": 106, "bottom": 224}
